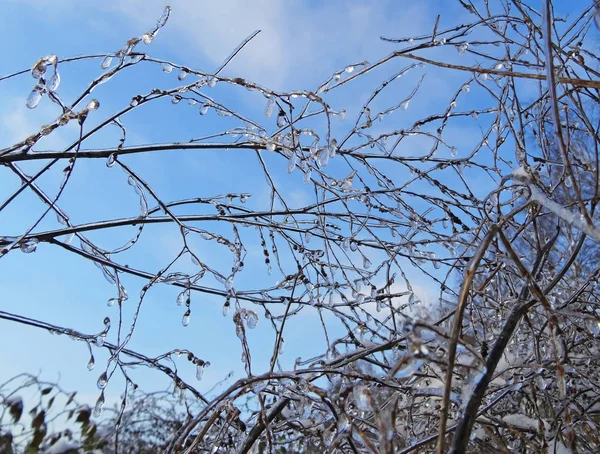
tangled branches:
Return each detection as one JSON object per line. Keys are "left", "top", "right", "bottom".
{"left": 2, "top": 1, "right": 600, "bottom": 452}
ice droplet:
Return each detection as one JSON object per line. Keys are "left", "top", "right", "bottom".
{"left": 87, "top": 356, "right": 95, "bottom": 371}
{"left": 277, "top": 110, "right": 286, "bottom": 128}
{"left": 246, "top": 311, "right": 259, "bottom": 329}
{"left": 339, "top": 109, "right": 346, "bottom": 121}
{"left": 93, "top": 392, "right": 105, "bottom": 417}
{"left": 303, "top": 169, "right": 312, "bottom": 184}
{"left": 26, "top": 87, "right": 43, "bottom": 109}
{"left": 363, "top": 257, "right": 372, "bottom": 269}
{"left": 450, "top": 147, "right": 458, "bottom": 157}
{"left": 107, "top": 298, "right": 118, "bottom": 307}
{"left": 264, "top": 98, "right": 274, "bottom": 118}
{"left": 287, "top": 152, "right": 297, "bottom": 173}
{"left": 401, "top": 100, "right": 410, "bottom": 111}
{"left": 47, "top": 71, "right": 60, "bottom": 92}
{"left": 106, "top": 153, "right": 117, "bottom": 167}
{"left": 340, "top": 170, "right": 355, "bottom": 192}
{"left": 222, "top": 301, "right": 230, "bottom": 316}
{"left": 85, "top": 100, "right": 100, "bottom": 112}
{"left": 199, "top": 103, "right": 210, "bottom": 115}
{"left": 142, "top": 33, "right": 154, "bottom": 45}
{"left": 161, "top": 62, "right": 173, "bottom": 73}
{"left": 462, "top": 84, "right": 470, "bottom": 93}
{"left": 178, "top": 68, "right": 189, "bottom": 81}
{"left": 208, "top": 77, "right": 217, "bottom": 88}
{"left": 318, "top": 148, "right": 330, "bottom": 167}
{"left": 176, "top": 290, "right": 188, "bottom": 306}
{"left": 344, "top": 65, "right": 355, "bottom": 73}
{"left": 19, "top": 238, "right": 39, "bottom": 253}
{"left": 96, "top": 333, "right": 106, "bottom": 347}
{"left": 182, "top": 309, "right": 191, "bottom": 327}
{"left": 224, "top": 276, "right": 234, "bottom": 291}
{"left": 329, "top": 138, "right": 338, "bottom": 158}
{"left": 458, "top": 42, "right": 469, "bottom": 56}
{"left": 97, "top": 372, "right": 108, "bottom": 389}
{"left": 100, "top": 56, "right": 113, "bottom": 69}
{"left": 31, "top": 55, "right": 56, "bottom": 79}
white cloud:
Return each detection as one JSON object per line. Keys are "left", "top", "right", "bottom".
{"left": 0, "top": 99, "right": 70, "bottom": 150}
{"left": 12, "top": 0, "right": 436, "bottom": 90}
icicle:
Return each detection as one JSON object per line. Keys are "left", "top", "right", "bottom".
{"left": 264, "top": 98, "right": 274, "bottom": 117}
{"left": 195, "top": 363, "right": 205, "bottom": 380}
{"left": 156, "top": 6, "right": 171, "bottom": 28}
{"left": 457, "top": 42, "right": 469, "bottom": 56}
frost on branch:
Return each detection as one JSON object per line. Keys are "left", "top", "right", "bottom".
{"left": 2, "top": 1, "right": 600, "bottom": 453}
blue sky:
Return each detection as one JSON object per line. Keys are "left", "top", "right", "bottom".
{"left": 0, "top": 0, "right": 586, "bottom": 418}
